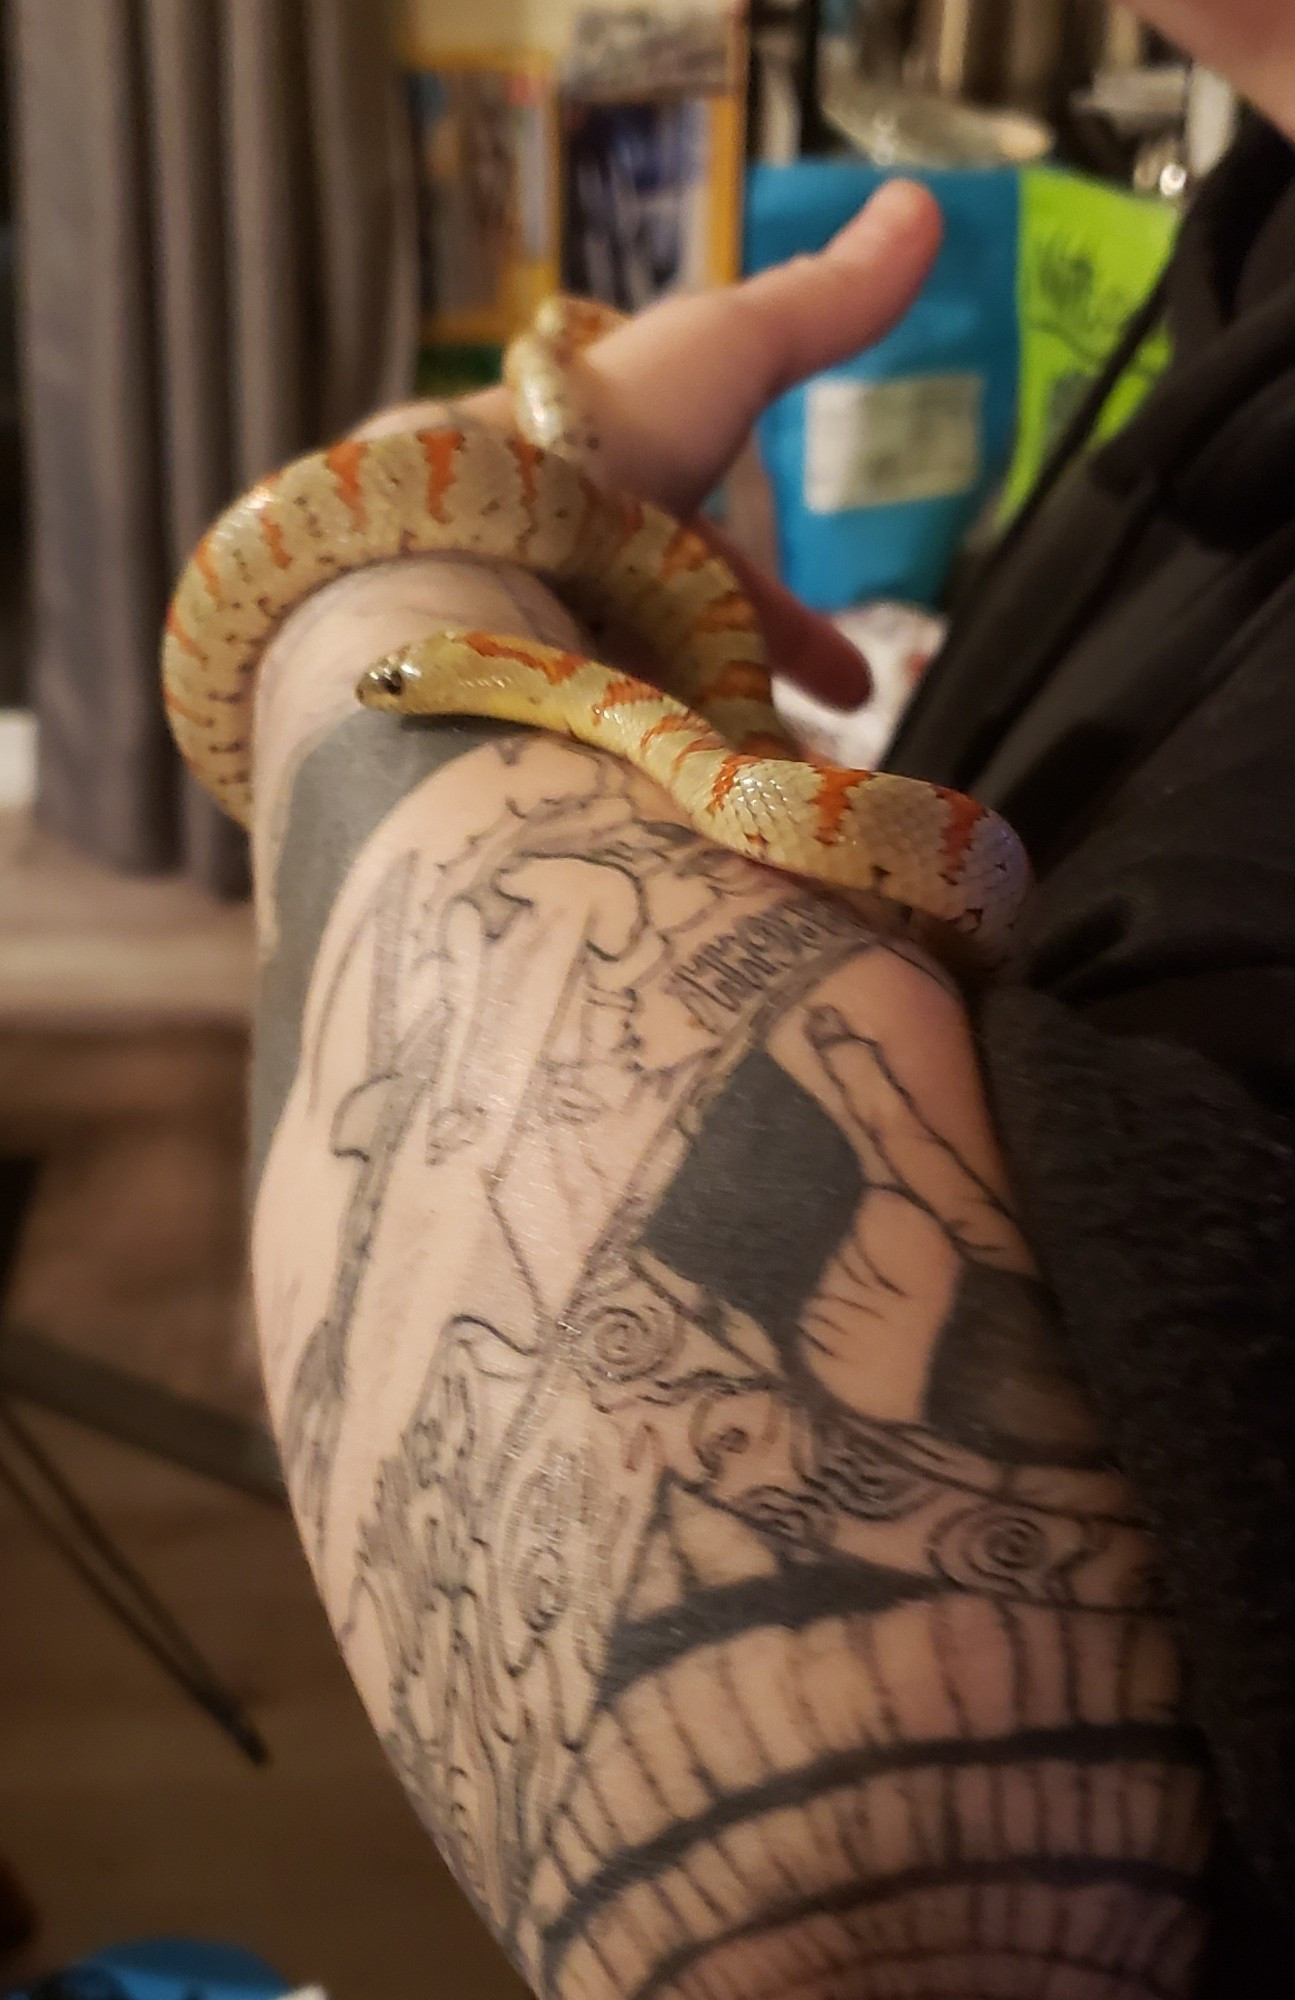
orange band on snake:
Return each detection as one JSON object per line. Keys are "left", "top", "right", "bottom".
{"left": 160, "top": 297, "right": 1029, "bottom": 965}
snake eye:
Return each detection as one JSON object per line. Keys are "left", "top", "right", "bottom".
{"left": 372, "top": 661, "right": 406, "bottom": 695}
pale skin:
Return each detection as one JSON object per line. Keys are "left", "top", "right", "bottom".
{"left": 249, "top": 6, "right": 1290, "bottom": 1991}
{"left": 254, "top": 601, "right": 1210, "bottom": 2000}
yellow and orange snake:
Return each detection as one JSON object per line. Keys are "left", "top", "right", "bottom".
{"left": 161, "top": 297, "right": 1028, "bottom": 965}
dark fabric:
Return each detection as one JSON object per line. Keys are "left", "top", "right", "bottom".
{"left": 887, "top": 124, "right": 1295, "bottom": 1987}
{"left": 890, "top": 123, "right": 1295, "bottom": 867}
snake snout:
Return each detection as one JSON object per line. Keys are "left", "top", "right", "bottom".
{"left": 358, "top": 657, "right": 412, "bottom": 708}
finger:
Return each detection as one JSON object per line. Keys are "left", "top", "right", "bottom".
{"left": 571, "top": 178, "right": 943, "bottom": 514}
{"left": 692, "top": 519, "right": 873, "bottom": 710}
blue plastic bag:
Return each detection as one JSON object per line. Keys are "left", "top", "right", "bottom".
{"left": 5, "top": 1938, "right": 295, "bottom": 2000}
{"left": 743, "top": 161, "right": 1021, "bottom": 612}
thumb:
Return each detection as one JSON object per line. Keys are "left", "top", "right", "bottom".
{"left": 580, "top": 178, "right": 943, "bottom": 514}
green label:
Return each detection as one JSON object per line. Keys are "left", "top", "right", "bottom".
{"left": 1000, "top": 167, "right": 1179, "bottom": 520}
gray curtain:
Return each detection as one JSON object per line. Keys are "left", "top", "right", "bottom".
{"left": 10, "top": 0, "right": 419, "bottom": 893}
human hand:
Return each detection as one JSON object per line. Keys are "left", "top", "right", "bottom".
{"left": 478, "top": 180, "right": 939, "bottom": 520}
{"left": 359, "top": 180, "right": 943, "bottom": 709}
{"left": 510, "top": 180, "right": 946, "bottom": 709}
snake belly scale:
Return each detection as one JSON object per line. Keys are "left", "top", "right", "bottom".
{"left": 161, "top": 298, "right": 1029, "bottom": 964}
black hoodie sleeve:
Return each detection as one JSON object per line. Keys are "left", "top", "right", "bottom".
{"left": 875, "top": 120, "right": 1295, "bottom": 1983}
{"left": 975, "top": 590, "right": 1295, "bottom": 1972}
{"left": 982, "top": 995, "right": 1295, "bottom": 1887}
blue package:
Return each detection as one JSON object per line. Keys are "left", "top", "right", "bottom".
{"left": 5, "top": 1938, "right": 292, "bottom": 2000}
{"left": 743, "top": 161, "right": 1021, "bottom": 612}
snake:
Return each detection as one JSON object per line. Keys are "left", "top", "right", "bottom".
{"left": 161, "top": 295, "right": 1029, "bottom": 966}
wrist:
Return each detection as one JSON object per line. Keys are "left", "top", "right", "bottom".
{"left": 249, "top": 558, "right": 584, "bottom": 946}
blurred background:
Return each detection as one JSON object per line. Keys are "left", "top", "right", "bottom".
{"left": 0, "top": 2, "right": 1234, "bottom": 1996}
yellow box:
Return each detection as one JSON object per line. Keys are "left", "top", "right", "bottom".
{"left": 402, "top": 3, "right": 747, "bottom": 366}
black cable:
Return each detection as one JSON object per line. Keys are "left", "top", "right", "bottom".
{"left": 0, "top": 1401, "right": 268, "bottom": 1765}
{"left": 0, "top": 1399, "right": 229, "bottom": 1688}
{"left": 0, "top": 1431, "right": 265, "bottom": 1767}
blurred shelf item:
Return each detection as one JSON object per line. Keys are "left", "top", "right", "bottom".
{"left": 405, "top": 51, "right": 561, "bottom": 363}
{"left": 559, "top": 8, "right": 747, "bottom": 308}
{"left": 1069, "top": 59, "right": 1189, "bottom": 190}
{"left": 748, "top": 0, "right": 806, "bottom": 161}
{"left": 1068, "top": 56, "right": 1231, "bottom": 196}
{"left": 826, "top": 1, "right": 1180, "bottom": 175}
{"left": 1184, "top": 65, "right": 1237, "bottom": 178}
{"left": 822, "top": 62, "right": 1053, "bottom": 166}
{"left": 1072, "top": 59, "right": 1188, "bottom": 138}
{"left": 1097, "top": 4, "right": 1150, "bottom": 72}
{"left": 906, "top": 0, "right": 1074, "bottom": 119}
{"left": 564, "top": 7, "right": 740, "bottom": 98}
{"left": 748, "top": 0, "right": 832, "bottom": 161}
{"left": 403, "top": 3, "right": 746, "bottom": 371}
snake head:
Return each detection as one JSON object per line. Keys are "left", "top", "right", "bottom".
{"left": 357, "top": 655, "right": 418, "bottom": 711}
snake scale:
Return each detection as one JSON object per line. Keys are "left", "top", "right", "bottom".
{"left": 161, "top": 296, "right": 1028, "bottom": 965}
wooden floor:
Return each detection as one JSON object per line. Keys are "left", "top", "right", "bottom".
{"left": 0, "top": 814, "right": 528, "bottom": 2000}
{"left": 0, "top": 1418, "right": 529, "bottom": 1999}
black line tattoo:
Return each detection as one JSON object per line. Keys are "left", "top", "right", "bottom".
{"left": 255, "top": 732, "right": 1210, "bottom": 2000}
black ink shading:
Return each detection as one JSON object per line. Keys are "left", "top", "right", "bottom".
{"left": 262, "top": 738, "right": 1207, "bottom": 2000}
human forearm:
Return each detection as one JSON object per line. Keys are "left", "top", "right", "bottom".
{"left": 249, "top": 565, "right": 1210, "bottom": 2000}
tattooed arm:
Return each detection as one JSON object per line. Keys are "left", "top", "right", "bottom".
{"left": 250, "top": 556, "right": 1211, "bottom": 2000}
